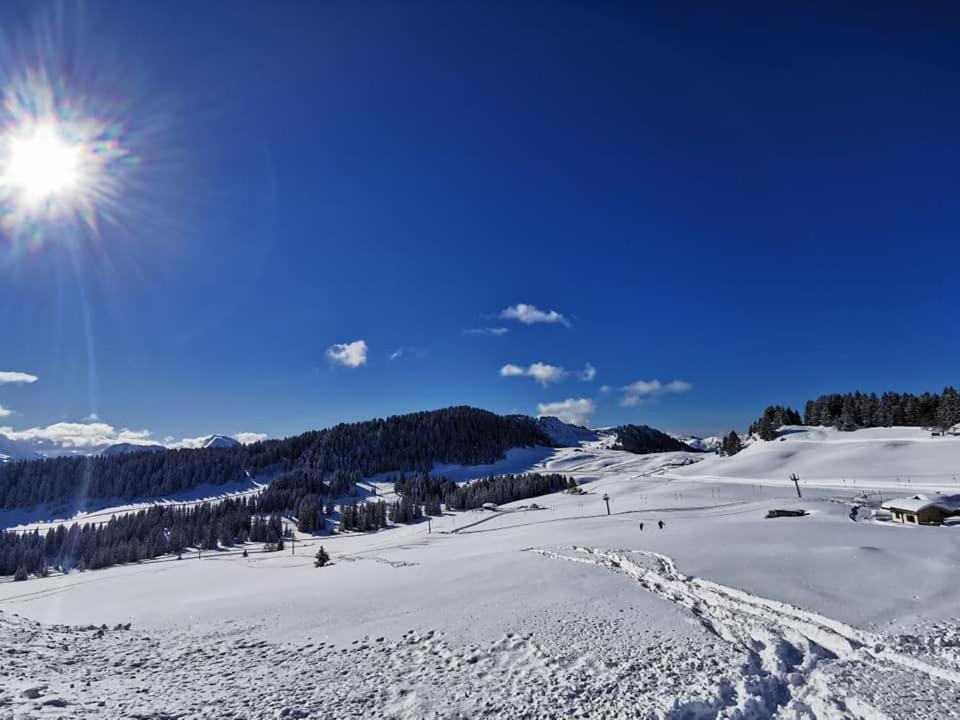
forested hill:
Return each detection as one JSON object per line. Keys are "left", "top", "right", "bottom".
{"left": 0, "top": 407, "right": 553, "bottom": 510}
{"left": 612, "top": 425, "right": 698, "bottom": 454}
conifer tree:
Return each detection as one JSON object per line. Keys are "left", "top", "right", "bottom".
{"left": 720, "top": 430, "right": 743, "bottom": 456}
{"left": 314, "top": 546, "right": 330, "bottom": 567}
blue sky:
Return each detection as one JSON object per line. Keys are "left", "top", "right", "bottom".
{"left": 0, "top": 2, "right": 957, "bottom": 449}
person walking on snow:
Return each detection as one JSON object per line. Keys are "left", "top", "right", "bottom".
{"left": 639, "top": 522, "right": 644, "bottom": 531}
{"left": 658, "top": 520, "right": 665, "bottom": 530}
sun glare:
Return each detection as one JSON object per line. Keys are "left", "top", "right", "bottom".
{"left": 4, "top": 124, "right": 82, "bottom": 205}
{"left": 0, "top": 71, "right": 134, "bottom": 243}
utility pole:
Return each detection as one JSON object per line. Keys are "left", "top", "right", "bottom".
{"left": 291, "top": 535, "right": 296, "bottom": 555}
{"left": 427, "top": 518, "right": 432, "bottom": 534}
{"left": 602, "top": 493, "right": 611, "bottom": 516}
{"left": 790, "top": 473, "right": 802, "bottom": 499}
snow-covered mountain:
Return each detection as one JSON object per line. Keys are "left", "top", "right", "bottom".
{"left": 202, "top": 434, "right": 241, "bottom": 449}
{"left": 535, "top": 416, "right": 599, "bottom": 446}
{"left": 101, "top": 442, "right": 167, "bottom": 457}
{"left": 672, "top": 434, "right": 722, "bottom": 452}
{"left": 0, "top": 436, "right": 45, "bottom": 464}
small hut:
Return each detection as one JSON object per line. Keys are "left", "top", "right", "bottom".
{"left": 881, "top": 494, "right": 960, "bottom": 525}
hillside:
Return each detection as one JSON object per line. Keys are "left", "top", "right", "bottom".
{"left": 0, "top": 407, "right": 552, "bottom": 510}
{"left": 535, "top": 416, "right": 600, "bottom": 445}
{"left": 612, "top": 424, "right": 699, "bottom": 454}
{"left": 670, "top": 424, "right": 960, "bottom": 489}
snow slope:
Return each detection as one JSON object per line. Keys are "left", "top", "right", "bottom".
{"left": 669, "top": 425, "right": 960, "bottom": 490}
{"left": 5, "top": 426, "right": 960, "bottom": 717}
{"left": 535, "top": 416, "right": 600, "bottom": 445}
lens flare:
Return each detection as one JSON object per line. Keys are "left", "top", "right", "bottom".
{"left": 0, "top": 71, "right": 133, "bottom": 242}
{"left": 6, "top": 125, "right": 80, "bottom": 202}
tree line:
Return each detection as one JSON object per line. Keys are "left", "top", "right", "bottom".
{"left": 748, "top": 406, "right": 803, "bottom": 441}
{"left": 803, "top": 388, "right": 960, "bottom": 431}
{"left": 611, "top": 425, "right": 698, "bottom": 454}
{"left": 743, "top": 388, "right": 960, "bottom": 443}
{"left": 393, "top": 471, "right": 576, "bottom": 510}
{"left": 0, "top": 407, "right": 553, "bottom": 511}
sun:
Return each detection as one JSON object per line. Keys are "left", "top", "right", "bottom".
{"left": 0, "top": 71, "right": 133, "bottom": 241}
{"left": 4, "top": 124, "right": 82, "bottom": 206}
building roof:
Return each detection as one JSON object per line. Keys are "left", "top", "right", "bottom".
{"left": 881, "top": 494, "right": 960, "bottom": 513}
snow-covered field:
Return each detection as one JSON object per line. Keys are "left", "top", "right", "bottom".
{"left": 4, "top": 426, "right": 960, "bottom": 718}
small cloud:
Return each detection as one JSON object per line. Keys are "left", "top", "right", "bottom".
{"left": 500, "top": 303, "right": 570, "bottom": 327}
{"left": 169, "top": 435, "right": 209, "bottom": 449}
{"left": 499, "top": 362, "right": 566, "bottom": 386}
{"left": 536, "top": 398, "right": 596, "bottom": 427}
{"left": 0, "top": 371, "right": 38, "bottom": 384}
{"left": 326, "top": 340, "right": 368, "bottom": 368}
{"left": 233, "top": 432, "right": 268, "bottom": 445}
{"left": 463, "top": 327, "right": 509, "bottom": 336}
{"left": 577, "top": 363, "right": 596, "bottom": 382}
{"left": 621, "top": 378, "right": 692, "bottom": 407}
{"left": 599, "top": 385, "right": 611, "bottom": 395}
{"left": 0, "top": 405, "right": 12, "bottom": 418}
{"left": 665, "top": 379, "right": 692, "bottom": 393}
{"left": 83, "top": 412, "right": 100, "bottom": 421}
{"left": 499, "top": 363, "right": 526, "bottom": 377}
{"left": 388, "top": 346, "right": 428, "bottom": 361}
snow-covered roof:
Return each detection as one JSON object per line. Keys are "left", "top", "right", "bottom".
{"left": 881, "top": 494, "right": 960, "bottom": 513}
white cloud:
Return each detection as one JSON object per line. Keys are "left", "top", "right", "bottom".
{"left": 577, "top": 363, "right": 596, "bottom": 382}
{"left": 499, "top": 363, "right": 526, "bottom": 377}
{"left": 168, "top": 435, "right": 211, "bottom": 450}
{"left": 664, "top": 379, "right": 693, "bottom": 393}
{"left": 0, "top": 419, "right": 269, "bottom": 455}
{"left": 0, "top": 371, "right": 38, "bottom": 384}
{"left": 536, "top": 398, "right": 596, "bottom": 427}
{"left": 0, "top": 421, "right": 153, "bottom": 450}
{"left": 83, "top": 412, "right": 100, "bottom": 421}
{"left": 499, "top": 362, "right": 566, "bottom": 386}
{"left": 0, "top": 405, "right": 12, "bottom": 418}
{"left": 621, "top": 378, "right": 693, "bottom": 407}
{"left": 463, "top": 327, "right": 509, "bottom": 336}
{"left": 326, "top": 340, "right": 368, "bottom": 368}
{"left": 500, "top": 303, "right": 570, "bottom": 327}
{"left": 599, "top": 385, "right": 611, "bottom": 394}
{"left": 389, "top": 349, "right": 404, "bottom": 360}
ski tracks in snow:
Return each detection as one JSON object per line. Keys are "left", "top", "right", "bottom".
{"left": 528, "top": 545, "right": 960, "bottom": 719}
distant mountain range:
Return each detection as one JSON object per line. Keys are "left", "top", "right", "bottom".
{"left": 0, "top": 436, "right": 45, "bottom": 464}
{"left": 100, "top": 435, "right": 241, "bottom": 457}
{"left": 0, "top": 433, "right": 245, "bottom": 464}
{"left": 671, "top": 434, "right": 721, "bottom": 452}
